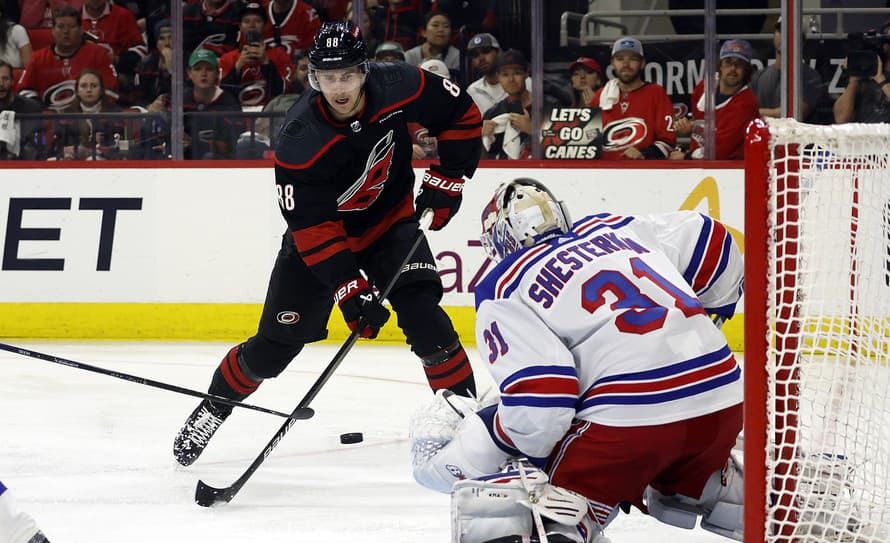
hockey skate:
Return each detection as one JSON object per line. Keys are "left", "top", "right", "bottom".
{"left": 173, "top": 400, "right": 230, "bottom": 466}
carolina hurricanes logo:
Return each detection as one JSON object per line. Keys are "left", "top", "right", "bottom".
{"left": 239, "top": 81, "right": 267, "bottom": 106}
{"left": 602, "top": 117, "right": 648, "bottom": 152}
{"left": 45, "top": 80, "right": 77, "bottom": 110}
{"left": 337, "top": 130, "right": 395, "bottom": 211}
{"left": 198, "top": 33, "right": 228, "bottom": 49}
{"left": 673, "top": 103, "right": 689, "bottom": 119}
{"left": 278, "top": 35, "right": 300, "bottom": 56}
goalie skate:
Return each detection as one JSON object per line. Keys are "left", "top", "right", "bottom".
{"left": 173, "top": 400, "right": 230, "bottom": 466}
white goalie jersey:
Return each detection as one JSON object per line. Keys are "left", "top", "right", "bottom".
{"left": 472, "top": 211, "right": 743, "bottom": 466}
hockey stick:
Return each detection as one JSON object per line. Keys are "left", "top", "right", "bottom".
{"left": 0, "top": 342, "right": 314, "bottom": 421}
{"left": 195, "top": 210, "right": 433, "bottom": 507}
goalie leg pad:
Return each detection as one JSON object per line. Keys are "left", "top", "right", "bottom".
{"left": 645, "top": 455, "right": 744, "bottom": 541}
{"left": 452, "top": 477, "right": 534, "bottom": 543}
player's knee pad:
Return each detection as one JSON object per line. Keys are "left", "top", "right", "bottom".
{"left": 645, "top": 454, "right": 743, "bottom": 541}
{"left": 240, "top": 334, "right": 304, "bottom": 379}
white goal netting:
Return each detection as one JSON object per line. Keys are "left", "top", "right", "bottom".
{"left": 762, "top": 118, "right": 890, "bottom": 542}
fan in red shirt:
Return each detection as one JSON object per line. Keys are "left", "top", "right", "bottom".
{"left": 219, "top": 2, "right": 295, "bottom": 108}
{"left": 16, "top": 5, "right": 118, "bottom": 110}
{"left": 80, "top": 0, "right": 143, "bottom": 63}
{"left": 589, "top": 37, "right": 676, "bottom": 160}
{"left": 671, "top": 39, "right": 760, "bottom": 161}
{"left": 263, "top": 0, "right": 321, "bottom": 59}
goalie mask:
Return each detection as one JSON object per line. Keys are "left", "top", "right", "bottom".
{"left": 307, "top": 20, "right": 371, "bottom": 92}
{"left": 480, "top": 178, "right": 571, "bottom": 263}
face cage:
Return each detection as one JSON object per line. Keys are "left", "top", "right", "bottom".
{"left": 308, "top": 60, "right": 370, "bottom": 92}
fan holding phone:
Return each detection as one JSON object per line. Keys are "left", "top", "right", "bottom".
{"left": 218, "top": 2, "right": 297, "bottom": 109}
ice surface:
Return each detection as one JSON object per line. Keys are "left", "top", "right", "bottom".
{"left": 1, "top": 341, "right": 728, "bottom": 542}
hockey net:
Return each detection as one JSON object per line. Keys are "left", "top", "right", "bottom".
{"left": 744, "top": 118, "right": 890, "bottom": 543}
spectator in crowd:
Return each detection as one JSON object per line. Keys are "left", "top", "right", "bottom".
{"left": 80, "top": 0, "right": 142, "bottom": 65}
{"left": 373, "top": 40, "right": 405, "bottom": 62}
{"left": 567, "top": 56, "right": 603, "bottom": 108}
{"left": 833, "top": 44, "right": 890, "bottom": 123}
{"left": 135, "top": 18, "right": 172, "bottom": 109}
{"left": 183, "top": 48, "right": 241, "bottom": 159}
{"left": 183, "top": 0, "right": 241, "bottom": 58}
{"left": 591, "top": 37, "right": 676, "bottom": 160}
{"left": 0, "top": 59, "right": 45, "bottom": 160}
{"left": 18, "top": 0, "right": 81, "bottom": 29}
{"left": 466, "top": 32, "right": 504, "bottom": 116}
{"left": 671, "top": 39, "right": 759, "bottom": 160}
{"left": 234, "top": 90, "right": 300, "bottom": 159}
{"left": 219, "top": 2, "right": 295, "bottom": 109}
{"left": 292, "top": 50, "right": 310, "bottom": 92}
{"left": 404, "top": 11, "right": 459, "bottom": 77}
{"left": 370, "top": 0, "right": 421, "bottom": 52}
{"left": 749, "top": 18, "right": 830, "bottom": 124}
{"left": 348, "top": 4, "right": 378, "bottom": 63}
{"left": 422, "top": 0, "right": 497, "bottom": 40}
{"left": 16, "top": 5, "right": 118, "bottom": 110}
{"left": 0, "top": 6, "right": 32, "bottom": 68}
{"left": 482, "top": 49, "right": 559, "bottom": 160}
{"left": 56, "top": 68, "right": 124, "bottom": 160}
{"left": 264, "top": 0, "right": 321, "bottom": 59}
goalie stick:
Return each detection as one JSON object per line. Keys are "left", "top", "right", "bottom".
{"left": 0, "top": 342, "right": 314, "bottom": 420}
{"left": 194, "top": 210, "right": 434, "bottom": 507}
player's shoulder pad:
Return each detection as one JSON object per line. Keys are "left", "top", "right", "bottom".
{"left": 366, "top": 62, "right": 424, "bottom": 103}
{"left": 275, "top": 91, "right": 340, "bottom": 168}
{"left": 474, "top": 248, "right": 535, "bottom": 309}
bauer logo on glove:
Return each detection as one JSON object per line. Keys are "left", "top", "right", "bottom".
{"left": 334, "top": 277, "right": 390, "bottom": 338}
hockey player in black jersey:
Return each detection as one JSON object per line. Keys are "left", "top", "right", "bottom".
{"left": 174, "top": 19, "right": 483, "bottom": 466}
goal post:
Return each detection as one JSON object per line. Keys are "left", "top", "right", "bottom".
{"left": 744, "top": 118, "right": 890, "bottom": 543}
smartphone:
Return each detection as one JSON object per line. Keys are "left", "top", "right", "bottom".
{"left": 245, "top": 31, "right": 263, "bottom": 46}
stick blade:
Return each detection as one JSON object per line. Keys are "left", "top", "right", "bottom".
{"left": 195, "top": 480, "right": 233, "bottom": 507}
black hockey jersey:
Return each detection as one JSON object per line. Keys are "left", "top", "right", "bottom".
{"left": 274, "top": 62, "right": 482, "bottom": 289}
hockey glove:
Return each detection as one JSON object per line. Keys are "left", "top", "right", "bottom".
{"left": 334, "top": 277, "right": 390, "bottom": 339}
{"left": 414, "top": 168, "right": 464, "bottom": 231}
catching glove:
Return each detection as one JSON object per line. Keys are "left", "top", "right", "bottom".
{"left": 414, "top": 168, "right": 464, "bottom": 230}
{"left": 334, "top": 277, "right": 390, "bottom": 339}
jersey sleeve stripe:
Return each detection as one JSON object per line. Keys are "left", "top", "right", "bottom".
{"left": 275, "top": 134, "right": 345, "bottom": 170}
{"left": 292, "top": 220, "right": 350, "bottom": 265}
{"left": 689, "top": 218, "right": 731, "bottom": 292}
{"left": 437, "top": 125, "right": 482, "bottom": 141}
{"left": 369, "top": 67, "right": 426, "bottom": 123}
{"left": 494, "top": 244, "right": 552, "bottom": 299}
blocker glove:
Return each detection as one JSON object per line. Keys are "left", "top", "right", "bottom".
{"left": 334, "top": 277, "right": 390, "bottom": 339}
{"left": 414, "top": 167, "right": 465, "bottom": 230}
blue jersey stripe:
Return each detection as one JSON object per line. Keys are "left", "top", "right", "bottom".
{"left": 590, "top": 345, "right": 731, "bottom": 386}
{"left": 502, "top": 395, "right": 579, "bottom": 409}
{"left": 684, "top": 215, "right": 712, "bottom": 286}
{"left": 580, "top": 366, "right": 741, "bottom": 408}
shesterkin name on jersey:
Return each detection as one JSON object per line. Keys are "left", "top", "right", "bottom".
{"left": 476, "top": 214, "right": 649, "bottom": 309}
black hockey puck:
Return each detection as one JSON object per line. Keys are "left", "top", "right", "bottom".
{"left": 339, "top": 432, "right": 363, "bottom": 444}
